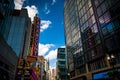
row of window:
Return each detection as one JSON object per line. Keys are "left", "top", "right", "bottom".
{"left": 77, "top": 0, "right": 92, "bottom": 18}
{"left": 73, "top": 53, "right": 85, "bottom": 68}
{"left": 85, "top": 45, "right": 103, "bottom": 61}
{"left": 96, "top": 0, "right": 120, "bottom": 17}
{"left": 82, "top": 23, "right": 98, "bottom": 40}
{"left": 83, "top": 34, "right": 101, "bottom": 51}
{"left": 79, "top": 7, "right": 94, "bottom": 26}
{"left": 100, "top": 16, "right": 120, "bottom": 36}
{"left": 57, "top": 54, "right": 65, "bottom": 59}
{"left": 105, "top": 33, "right": 120, "bottom": 53}
{"left": 76, "top": 65, "right": 86, "bottom": 75}
{"left": 95, "top": 0, "right": 120, "bottom": 9}
{"left": 88, "top": 58, "right": 107, "bottom": 71}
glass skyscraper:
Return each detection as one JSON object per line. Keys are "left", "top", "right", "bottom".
{"left": 64, "top": 0, "right": 120, "bottom": 80}
{"left": 0, "top": 0, "right": 15, "bottom": 40}
{"left": 56, "top": 48, "right": 68, "bottom": 80}
{"left": 6, "top": 9, "right": 31, "bottom": 58}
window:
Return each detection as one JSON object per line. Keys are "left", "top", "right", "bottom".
{"left": 91, "top": 15, "right": 96, "bottom": 24}
{"left": 113, "top": 19, "right": 120, "bottom": 30}
{"left": 102, "top": 26, "right": 109, "bottom": 35}
{"left": 92, "top": 24, "right": 98, "bottom": 33}
{"left": 95, "top": 34, "right": 101, "bottom": 44}
{"left": 97, "top": 7, "right": 102, "bottom": 17}
{"left": 103, "top": 12, "right": 111, "bottom": 23}
{"left": 88, "top": 0, "right": 92, "bottom": 7}
{"left": 106, "top": 22, "right": 113, "bottom": 32}
{"left": 101, "top": 2, "right": 107, "bottom": 13}
{"left": 88, "top": 58, "right": 106, "bottom": 71}
{"left": 105, "top": 37, "right": 115, "bottom": 51}
{"left": 94, "top": 0, "right": 99, "bottom": 7}
{"left": 58, "top": 54, "right": 65, "bottom": 59}
{"left": 99, "top": 16, "right": 105, "bottom": 27}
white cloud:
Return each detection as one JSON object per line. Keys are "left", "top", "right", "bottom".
{"left": 40, "top": 20, "right": 52, "bottom": 32}
{"left": 46, "top": 10, "right": 50, "bottom": 14}
{"left": 38, "top": 43, "right": 54, "bottom": 56}
{"left": 25, "top": 5, "right": 38, "bottom": 21}
{"left": 44, "top": 3, "right": 50, "bottom": 14}
{"left": 45, "top": 45, "right": 65, "bottom": 60}
{"left": 14, "top": 0, "right": 25, "bottom": 9}
{"left": 60, "top": 46, "right": 65, "bottom": 48}
{"left": 51, "top": 0, "right": 56, "bottom": 5}
{"left": 45, "top": 49, "right": 57, "bottom": 60}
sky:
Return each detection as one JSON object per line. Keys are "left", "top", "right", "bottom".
{"left": 14, "top": 0, "right": 65, "bottom": 70}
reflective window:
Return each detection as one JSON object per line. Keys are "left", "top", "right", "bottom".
{"left": 88, "top": 0, "right": 92, "bottom": 7}
{"left": 103, "top": 12, "right": 111, "bottom": 23}
{"left": 99, "top": 16, "right": 105, "bottom": 27}
{"left": 94, "top": 0, "right": 99, "bottom": 7}
{"left": 97, "top": 7, "right": 102, "bottom": 17}
{"left": 92, "top": 24, "right": 98, "bottom": 33}
{"left": 101, "top": 2, "right": 107, "bottom": 13}
{"left": 102, "top": 26, "right": 108, "bottom": 35}
{"left": 106, "top": 22, "right": 113, "bottom": 32}
{"left": 113, "top": 19, "right": 120, "bottom": 30}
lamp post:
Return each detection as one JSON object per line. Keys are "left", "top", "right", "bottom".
{"left": 107, "top": 54, "right": 116, "bottom": 69}
{"left": 67, "top": 72, "right": 70, "bottom": 80}
{"left": 107, "top": 54, "right": 118, "bottom": 79}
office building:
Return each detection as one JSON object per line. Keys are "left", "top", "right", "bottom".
{"left": 5, "top": 9, "right": 31, "bottom": 58}
{"left": 64, "top": 0, "right": 120, "bottom": 80}
{"left": 56, "top": 48, "right": 68, "bottom": 80}
{"left": 0, "top": 0, "right": 15, "bottom": 39}
{"left": 0, "top": 0, "right": 18, "bottom": 80}
{"left": 0, "top": 33, "right": 18, "bottom": 80}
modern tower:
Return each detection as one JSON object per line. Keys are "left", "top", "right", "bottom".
{"left": 56, "top": 48, "right": 68, "bottom": 80}
{"left": 6, "top": 9, "right": 31, "bottom": 58}
{"left": 64, "top": 0, "right": 120, "bottom": 80}
{"left": 0, "top": 0, "right": 18, "bottom": 80}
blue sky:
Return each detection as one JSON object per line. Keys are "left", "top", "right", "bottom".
{"left": 14, "top": 0, "right": 65, "bottom": 69}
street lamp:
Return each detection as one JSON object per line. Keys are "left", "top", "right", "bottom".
{"left": 107, "top": 54, "right": 116, "bottom": 69}
{"left": 67, "top": 72, "right": 70, "bottom": 80}
{"left": 106, "top": 54, "right": 120, "bottom": 79}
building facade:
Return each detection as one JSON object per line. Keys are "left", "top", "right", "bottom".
{"left": 16, "top": 15, "right": 40, "bottom": 80}
{"left": 56, "top": 48, "right": 68, "bottom": 80}
{"left": 0, "top": 33, "right": 18, "bottom": 80}
{"left": 51, "top": 68, "right": 56, "bottom": 80}
{"left": 28, "top": 15, "right": 40, "bottom": 56}
{"left": 44, "top": 59, "right": 50, "bottom": 80}
{"left": 4, "top": 9, "right": 31, "bottom": 58}
{"left": 0, "top": 0, "right": 18, "bottom": 80}
{"left": 0, "top": 0, "right": 15, "bottom": 39}
{"left": 64, "top": 0, "right": 120, "bottom": 80}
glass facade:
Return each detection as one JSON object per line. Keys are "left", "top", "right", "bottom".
{"left": 0, "top": 0, "right": 15, "bottom": 40}
{"left": 56, "top": 48, "right": 67, "bottom": 80}
{"left": 7, "top": 17, "right": 25, "bottom": 56}
{"left": 64, "top": 0, "right": 120, "bottom": 79}
{"left": 2, "top": 9, "right": 32, "bottom": 58}
{"left": 94, "top": 0, "right": 120, "bottom": 64}
{"left": 64, "top": 0, "right": 85, "bottom": 77}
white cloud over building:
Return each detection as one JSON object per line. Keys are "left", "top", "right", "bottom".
{"left": 40, "top": 20, "right": 52, "bottom": 32}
